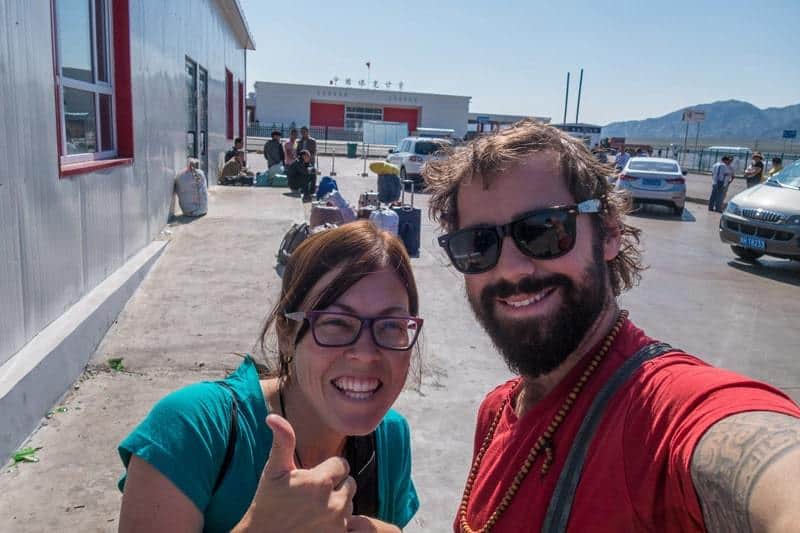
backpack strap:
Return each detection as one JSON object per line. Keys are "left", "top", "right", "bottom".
{"left": 212, "top": 382, "right": 239, "bottom": 495}
{"left": 541, "top": 342, "right": 675, "bottom": 533}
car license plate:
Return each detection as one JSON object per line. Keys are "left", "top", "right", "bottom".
{"left": 642, "top": 178, "right": 660, "bottom": 187}
{"left": 739, "top": 235, "right": 766, "bottom": 250}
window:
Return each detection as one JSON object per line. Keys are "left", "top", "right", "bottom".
{"left": 186, "top": 58, "right": 197, "bottom": 157}
{"left": 52, "top": 0, "right": 133, "bottom": 175}
{"left": 185, "top": 59, "right": 208, "bottom": 171}
{"left": 628, "top": 161, "right": 680, "bottom": 172}
{"left": 225, "top": 69, "right": 234, "bottom": 139}
{"left": 345, "top": 105, "right": 382, "bottom": 130}
{"left": 56, "top": 0, "right": 114, "bottom": 162}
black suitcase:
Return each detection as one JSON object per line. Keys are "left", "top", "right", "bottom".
{"left": 392, "top": 183, "right": 421, "bottom": 257}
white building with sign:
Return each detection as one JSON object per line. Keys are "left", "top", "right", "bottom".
{"left": 253, "top": 81, "right": 472, "bottom": 138}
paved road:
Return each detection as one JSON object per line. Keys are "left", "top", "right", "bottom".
{"left": 0, "top": 155, "right": 797, "bottom": 532}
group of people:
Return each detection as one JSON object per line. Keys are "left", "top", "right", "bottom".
{"left": 120, "top": 121, "right": 800, "bottom": 532}
{"left": 708, "top": 152, "right": 784, "bottom": 212}
{"left": 264, "top": 127, "right": 319, "bottom": 201}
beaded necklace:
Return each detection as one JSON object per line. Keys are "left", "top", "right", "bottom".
{"left": 458, "top": 310, "right": 629, "bottom": 533}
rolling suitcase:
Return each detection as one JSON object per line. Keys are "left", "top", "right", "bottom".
{"left": 392, "top": 184, "right": 421, "bottom": 256}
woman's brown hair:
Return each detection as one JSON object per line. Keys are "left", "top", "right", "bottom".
{"left": 259, "top": 221, "right": 420, "bottom": 380}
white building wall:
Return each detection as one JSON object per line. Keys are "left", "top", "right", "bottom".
{"left": 0, "top": 0, "right": 247, "bottom": 366}
{"left": 254, "top": 82, "right": 471, "bottom": 138}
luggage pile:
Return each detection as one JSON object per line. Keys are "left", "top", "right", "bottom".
{"left": 277, "top": 179, "right": 422, "bottom": 267}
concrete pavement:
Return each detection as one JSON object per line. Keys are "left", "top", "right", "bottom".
{"left": 0, "top": 155, "right": 798, "bottom": 532}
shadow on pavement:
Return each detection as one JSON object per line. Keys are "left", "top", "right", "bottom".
{"left": 629, "top": 205, "right": 696, "bottom": 222}
{"left": 167, "top": 214, "right": 207, "bottom": 226}
{"left": 727, "top": 259, "right": 800, "bottom": 287}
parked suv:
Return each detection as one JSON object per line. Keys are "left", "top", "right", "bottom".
{"left": 386, "top": 137, "right": 452, "bottom": 185}
{"left": 719, "top": 159, "right": 800, "bottom": 261}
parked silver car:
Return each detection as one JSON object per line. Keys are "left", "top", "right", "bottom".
{"left": 719, "top": 159, "right": 800, "bottom": 261}
{"left": 615, "top": 157, "right": 688, "bottom": 215}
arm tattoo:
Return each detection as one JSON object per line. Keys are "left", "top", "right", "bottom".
{"left": 690, "top": 411, "right": 800, "bottom": 532}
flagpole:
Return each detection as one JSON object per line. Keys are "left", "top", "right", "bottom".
{"left": 366, "top": 61, "right": 371, "bottom": 88}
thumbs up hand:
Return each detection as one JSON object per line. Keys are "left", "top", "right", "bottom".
{"left": 232, "top": 414, "right": 356, "bottom": 533}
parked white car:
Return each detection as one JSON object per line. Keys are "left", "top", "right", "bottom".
{"left": 386, "top": 137, "right": 452, "bottom": 185}
{"left": 615, "top": 157, "right": 688, "bottom": 215}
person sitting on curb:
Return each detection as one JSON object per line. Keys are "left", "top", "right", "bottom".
{"left": 225, "top": 138, "right": 244, "bottom": 163}
{"left": 117, "top": 222, "right": 422, "bottom": 533}
{"left": 287, "top": 150, "right": 316, "bottom": 202}
{"left": 219, "top": 150, "right": 253, "bottom": 186}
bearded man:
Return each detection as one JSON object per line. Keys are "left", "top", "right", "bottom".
{"left": 425, "top": 121, "right": 800, "bottom": 532}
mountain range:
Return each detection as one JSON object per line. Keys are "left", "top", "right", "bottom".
{"left": 602, "top": 100, "right": 800, "bottom": 141}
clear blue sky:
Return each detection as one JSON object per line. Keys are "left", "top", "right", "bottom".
{"left": 239, "top": 0, "right": 799, "bottom": 126}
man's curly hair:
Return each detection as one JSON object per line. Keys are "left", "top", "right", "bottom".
{"left": 424, "top": 120, "right": 644, "bottom": 295}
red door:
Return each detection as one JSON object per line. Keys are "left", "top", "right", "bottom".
{"left": 383, "top": 107, "right": 419, "bottom": 133}
{"left": 310, "top": 102, "right": 345, "bottom": 127}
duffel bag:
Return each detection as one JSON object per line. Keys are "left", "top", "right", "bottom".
{"left": 310, "top": 203, "right": 345, "bottom": 228}
{"left": 277, "top": 222, "right": 310, "bottom": 265}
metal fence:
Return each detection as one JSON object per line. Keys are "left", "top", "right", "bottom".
{"left": 650, "top": 145, "right": 799, "bottom": 174}
{"left": 247, "top": 124, "right": 364, "bottom": 143}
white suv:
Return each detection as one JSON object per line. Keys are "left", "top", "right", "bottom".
{"left": 386, "top": 137, "right": 452, "bottom": 185}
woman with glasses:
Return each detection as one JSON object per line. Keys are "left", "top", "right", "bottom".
{"left": 117, "top": 221, "right": 422, "bottom": 532}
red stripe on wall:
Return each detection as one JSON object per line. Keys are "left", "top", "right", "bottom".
{"left": 238, "top": 81, "right": 244, "bottom": 139}
{"left": 225, "top": 70, "right": 233, "bottom": 139}
{"left": 310, "top": 102, "right": 345, "bottom": 128}
{"left": 112, "top": 0, "right": 133, "bottom": 158}
{"left": 383, "top": 107, "right": 419, "bottom": 133}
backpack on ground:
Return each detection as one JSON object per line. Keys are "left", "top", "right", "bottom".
{"left": 369, "top": 207, "right": 399, "bottom": 235}
{"left": 377, "top": 174, "right": 402, "bottom": 204}
{"left": 358, "top": 191, "right": 380, "bottom": 209}
{"left": 277, "top": 222, "right": 310, "bottom": 265}
{"left": 316, "top": 176, "right": 339, "bottom": 200}
{"left": 324, "top": 191, "right": 357, "bottom": 223}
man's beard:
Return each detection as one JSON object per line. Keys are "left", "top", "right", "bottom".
{"left": 468, "top": 245, "right": 608, "bottom": 378}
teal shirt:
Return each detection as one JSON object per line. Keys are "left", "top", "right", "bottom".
{"left": 119, "top": 357, "right": 419, "bottom": 531}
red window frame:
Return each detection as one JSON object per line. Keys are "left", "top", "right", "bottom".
{"left": 51, "top": 0, "right": 134, "bottom": 177}
{"left": 238, "top": 80, "right": 245, "bottom": 140}
{"left": 225, "top": 69, "right": 234, "bottom": 140}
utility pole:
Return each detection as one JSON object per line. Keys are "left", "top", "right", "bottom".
{"left": 562, "top": 72, "right": 570, "bottom": 125}
{"left": 575, "top": 68, "right": 584, "bottom": 124}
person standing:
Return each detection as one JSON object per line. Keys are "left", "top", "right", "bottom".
{"left": 263, "top": 130, "right": 285, "bottom": 174}
{"left": 426, "top": 121, "right": 800, "bottom": 533}
{"left": 744, "top": 152, "right": 764, "bottom": 188}
{"left": 284, "top": 128, "right": 298, "bottom": 163}
{"left": 297, "top": 126, "right": 318, "bottom": 165}
{"left": 614, "top": 149, "right": 630, "bottom": 172}
{"left": 708, "top": 155, "right": 733, "bottom": 212}
{"left": 767, "top": 157, "right": 783, "bottom": 179}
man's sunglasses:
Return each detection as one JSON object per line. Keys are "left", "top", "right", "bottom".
{"left": 437, "top": 199, "right": 601, "bottom": 274}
